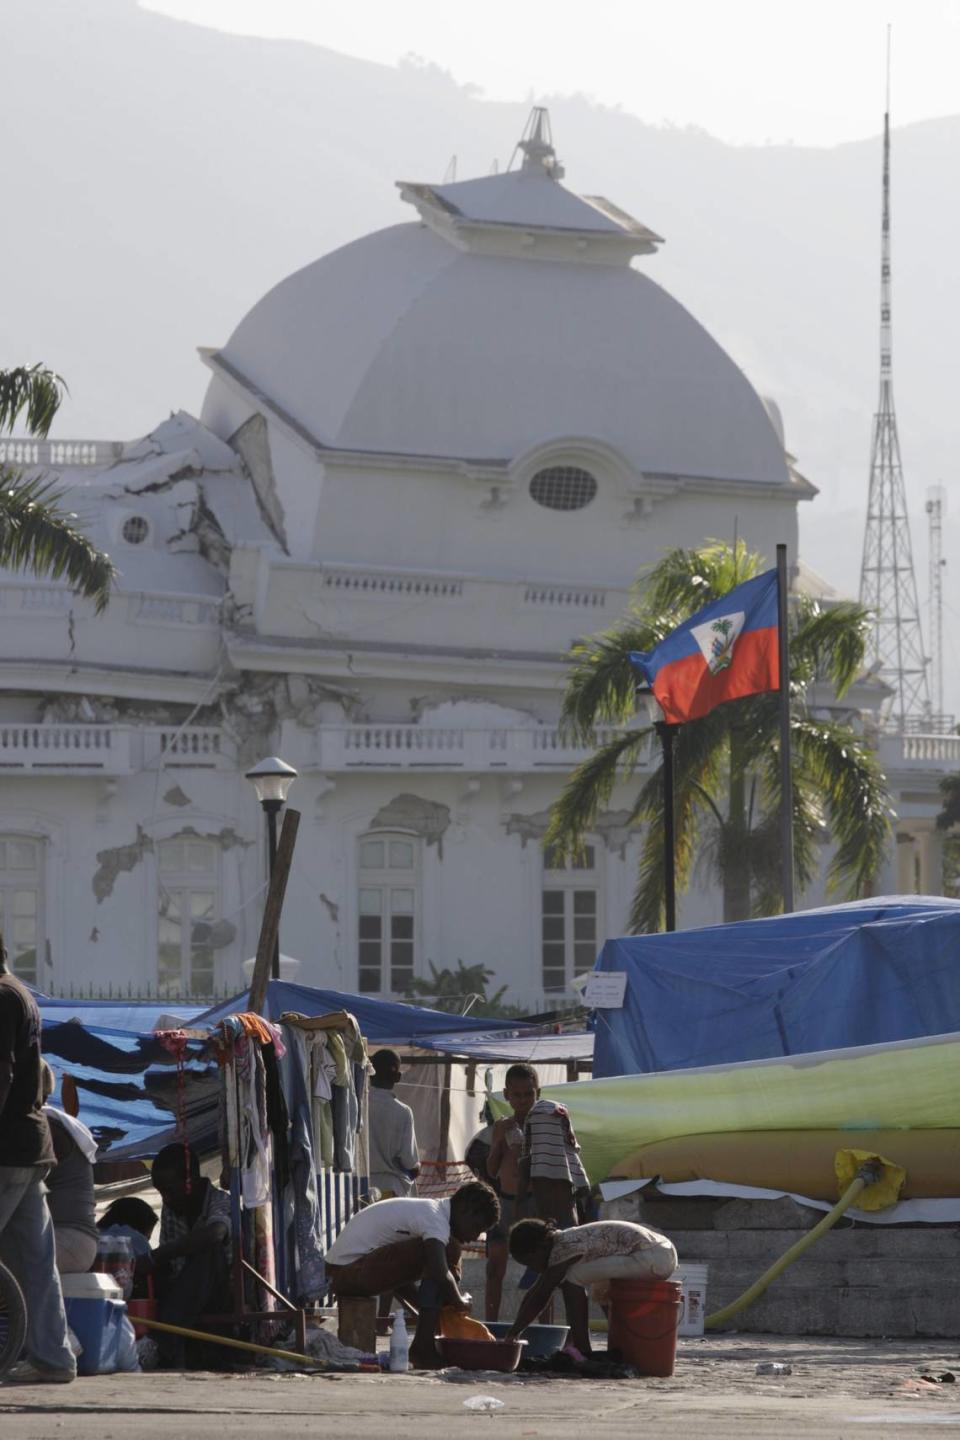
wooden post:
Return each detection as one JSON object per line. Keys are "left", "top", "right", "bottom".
{"left": 247, "top": 808, "right": 300, "bottom": 1016}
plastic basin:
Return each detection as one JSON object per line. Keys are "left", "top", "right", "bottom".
{"left": 436, "top": 1336, "right": 526, "bottom": 1372}
{"left": 484, "top": 1321, "right": 569, "bottom": 1358}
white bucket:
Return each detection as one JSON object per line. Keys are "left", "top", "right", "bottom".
{"left": 671, "top": 1263, "right": 708, "bottom": 1337}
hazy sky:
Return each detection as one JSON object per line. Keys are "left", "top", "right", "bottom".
{"left": 145, "top": 0, "right": 960, "bottom": 146}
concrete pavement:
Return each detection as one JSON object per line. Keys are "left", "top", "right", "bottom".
{"left": 2, "top": 1335, "right": 959, "bottom": 1438}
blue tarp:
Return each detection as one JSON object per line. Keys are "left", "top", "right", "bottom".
{"left": 36, "top": 980, "right": 519, "bottom": 1160}
{"left": 592, "top": 896, "right": 960, "bottom": 1078}
{"left": 196, "top": 982, "right": 519, "bottom": 1044}
{"left": 36, "top": 998, "right": 208, "bottom": 1031}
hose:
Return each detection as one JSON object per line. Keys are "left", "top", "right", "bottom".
{"left": 704, "top": 1158, "right": 884, "bottom": 1330}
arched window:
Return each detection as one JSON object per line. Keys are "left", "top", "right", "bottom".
{"left": 0, "top": 836, "right": 43, "bottom": 986}
{"left": 541, "top": 842, "right": 602, "bottom": 994}
{"left": 157, "top": 837, "right": 219, "bottom": 998}
{"left": 357, "top": 834, "right": 420, "bottom": 995}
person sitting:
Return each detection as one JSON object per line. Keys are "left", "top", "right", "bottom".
{"left": 137, "top": 1143, "right": 233, "bottom": 1368}
{"left": 98, "top": 1196, "right": 159, "bottom": 1258}
{"left": 324, "top": 1180, "right": 500, "bottom": 1368}
{"left": 40, "top": 1063, "right": 99, "bottom": 1275}
{"left": 504, "top": 1216, "right": 679, "bottom": 1357}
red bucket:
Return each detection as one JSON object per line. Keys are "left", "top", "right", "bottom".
{"left": 127, "top": 1278, "right": 156, "bottom": 1340}
{"left": 607, "top": 1278, "right": 683, "bottom": 1377}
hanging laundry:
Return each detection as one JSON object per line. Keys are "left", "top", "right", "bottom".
{"left": 276, "top": 1024, "right": 327, "bottom": 1303}
{"left": 309, "top": 1034, "right": 336, "bottom": 1169}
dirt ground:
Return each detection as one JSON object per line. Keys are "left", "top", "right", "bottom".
{"left": 2, "top": 1335, "right": 959, "bottom": 1438}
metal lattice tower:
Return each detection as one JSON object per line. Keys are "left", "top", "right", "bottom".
{"left": 858, "top": 52, "right": 930, "bottom": 732}
{"left": 925, "top": 485, "right": 946, "bottom": 728}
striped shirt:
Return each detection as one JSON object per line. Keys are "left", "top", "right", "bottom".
{"left": 522, "top": 1099, "right": 589, "bottom": 1187}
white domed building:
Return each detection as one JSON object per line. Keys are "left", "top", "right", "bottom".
{"left": 0, "top": 113, "right": 946, "bottom": 1004}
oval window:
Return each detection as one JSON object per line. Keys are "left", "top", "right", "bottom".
{"left": 122, "top": 515, "right": 150, "bottom": 545}
{"left": 529, "top": 466, "right": 597, "bottom": 512}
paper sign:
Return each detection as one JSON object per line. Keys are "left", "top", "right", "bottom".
{"left": 582, "top": 971, "right": 628, "bottom": 1008}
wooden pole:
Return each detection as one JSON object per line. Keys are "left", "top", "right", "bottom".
{"left": 247, "top": 808, "right": 300, "bottom": 1016}
{"left": 776, "top": 544, "right": 795, "bottom": 913}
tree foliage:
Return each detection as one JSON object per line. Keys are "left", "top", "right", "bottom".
{"left": 404, "top": 960, "right": 529, "bottom": 1018}
{"left": 546, "top": 541, "right": 893, "bottom": 930}
{"left": 0, "top": 365, "right": 114, "bottom": 610}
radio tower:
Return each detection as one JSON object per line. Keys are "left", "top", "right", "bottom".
{"left": 858, "top": 34, "right": 930, "bottom": 730}
{"left": 925, "top": 486, "right": 946, "bottom": 729}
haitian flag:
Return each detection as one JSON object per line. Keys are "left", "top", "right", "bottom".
{"left": 629, "top": 569, "right": 780, "bottom": 724}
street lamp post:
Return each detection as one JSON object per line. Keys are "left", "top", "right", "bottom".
{"left": 245, "top": 756, "right": 298, "bottom": 979}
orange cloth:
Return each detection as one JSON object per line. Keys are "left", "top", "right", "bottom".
{"left": 230, "top": 1012, "right": 278, "bottom": 1047}
{"left": 439, "top": 1309, "right": 496, "bottom": 1342}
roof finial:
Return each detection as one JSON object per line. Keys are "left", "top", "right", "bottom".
{"left": 513, "top": 106, "right": 565, "bottom": 180}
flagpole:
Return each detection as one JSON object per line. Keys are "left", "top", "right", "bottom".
{"left": 776, "top": 543, "right": 795, "bottom": 912}
{"left": 655, "top": 720, "right": 678, "bottom": 932}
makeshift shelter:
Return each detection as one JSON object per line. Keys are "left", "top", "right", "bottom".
{"left": 492, "top": 1030, "right": 960, "bottom": 1211}
{"left": 591, "top": 896, "right": 960, "bottom": 1078}
{"left": 36, "top": 981, "right": 558, "bottom": 1163}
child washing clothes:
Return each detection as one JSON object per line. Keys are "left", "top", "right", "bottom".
{"left": 505, "top": 1217, "right": 679, "bottom": 1357}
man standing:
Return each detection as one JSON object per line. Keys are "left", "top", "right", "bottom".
{"left": 0, "top": 938, "right": 75, "bottom": 1383}
{"left": 368, "top": 1050, "right": 420, "bottom": 1198}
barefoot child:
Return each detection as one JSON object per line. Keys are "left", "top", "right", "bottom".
{"left": 484, "top": 1065, "right": 538, "bottom": 1320}
{"left": 505, "top": 1217, "right": 678, "bottom": 1356}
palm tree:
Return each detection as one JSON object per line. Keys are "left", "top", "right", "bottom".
{"left": 0, "top": 364, "right": 114, "bottom": 611}
{"left": 545, "top": 540, "right": 893, "bottom": 931}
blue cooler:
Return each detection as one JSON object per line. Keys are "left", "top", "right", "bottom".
{"left": 61, "top": 1272, "right": 132, "bottom": 1374}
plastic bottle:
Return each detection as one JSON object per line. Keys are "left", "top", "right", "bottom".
{"left": 389, "top": 1309, "right": 410, "bottom": 1372}
{"left": 95, "top": 1234, "right": 135, "bottom": 1300}
{"left": 755, "top": 1361, "right": 792, "bottom": 1375}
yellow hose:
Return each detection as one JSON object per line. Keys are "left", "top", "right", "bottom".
{"left": 704, "top": 1157, "right": 886, "bottom": 1330}
{"left": 133, "top": 1314, "right": 325, "bottom": 1367}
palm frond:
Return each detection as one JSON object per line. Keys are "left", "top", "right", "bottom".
{"left": 0, "top": 366, "right": 66, "bottom": 438}
{"left": 558, "top": 621, "right": 666, "bottom": 741}
{"left": 790, "top": 599, "right": 871, "bottom": 699}
{"left": 790, "top": 715, "right": 893, "bottom": 897}
{"left": 0, "top": 472, "right": 115, "bottom": 612}
{"left": 625, "top": 714, "right": 729, "bottom": 931}
{"left": 632, "top": 539, "right": 764, "bottom": 615}
{"left": 752, "top": 754, "right": 825, "bottom": 914}
{"left": 544, "top": 731, "right": 653, "bottom": 859}
{"left": 936, "top": 773, "right": 960, "bottom": 831}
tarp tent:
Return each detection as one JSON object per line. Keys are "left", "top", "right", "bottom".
{"left": 37, "top": 981, "right": 523, "bottom": 1161}
{"left": 592, "top": 896, "right": 960, "bottom": 1077}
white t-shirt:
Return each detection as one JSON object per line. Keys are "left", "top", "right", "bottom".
{"left": 325, "top": 1196, "right": 451, "bottom": 1266}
